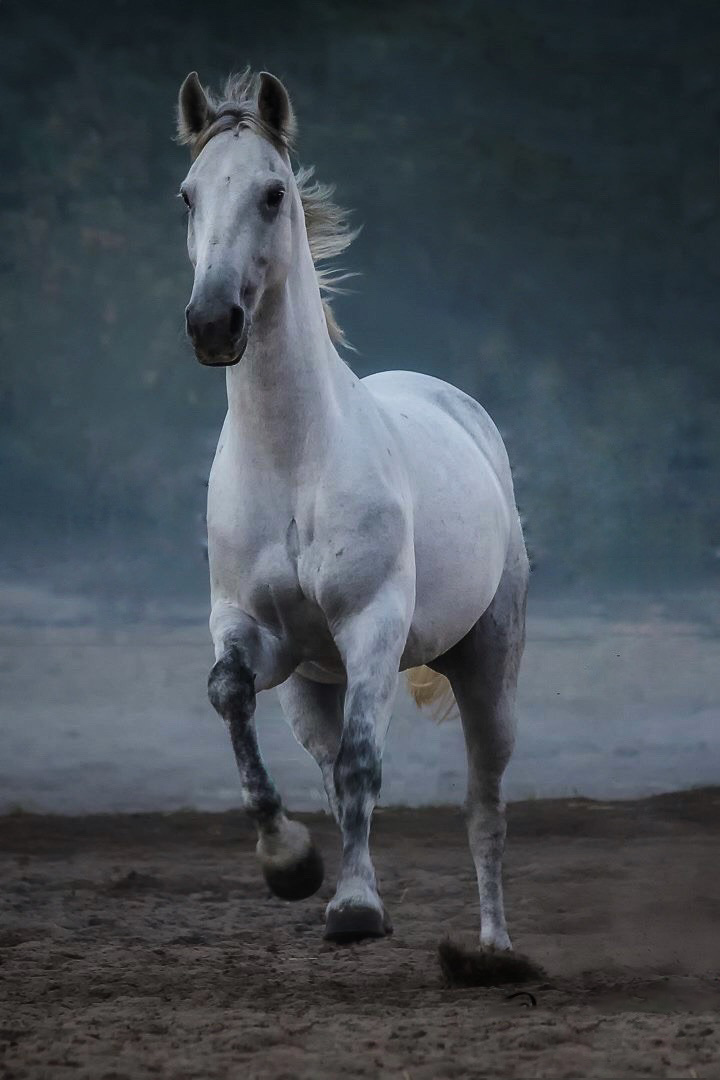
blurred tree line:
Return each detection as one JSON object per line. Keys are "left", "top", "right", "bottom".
{"left": 1, "top": 0, "right": 718, "bottom": 614}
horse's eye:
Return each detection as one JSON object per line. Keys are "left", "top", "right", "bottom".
{"left": 266, "top": 185, "right": 285, "bottom": 210}
{"left": 179, "top": 189, "right": 191, "bottom": 209}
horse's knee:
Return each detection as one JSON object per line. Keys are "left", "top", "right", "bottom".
{"left": 334, "top": 733, "right": 382, "bottom": 811}
{"left": 208, "top": 644, "right": 255, "bottom": 717}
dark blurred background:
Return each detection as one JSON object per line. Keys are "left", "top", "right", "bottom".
{"left": 2, "top": 0, "right": 719, "bottom": 615}
{"left": 1, "top": 0, "right": 719, "bottom": 812}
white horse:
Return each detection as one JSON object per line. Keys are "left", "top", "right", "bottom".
{"left": 176, "top": 70, "right": 529, "bottom": 949}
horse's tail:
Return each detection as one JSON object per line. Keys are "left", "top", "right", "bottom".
{"left": 405, "top": 666, "right": 457, "bottom": 724}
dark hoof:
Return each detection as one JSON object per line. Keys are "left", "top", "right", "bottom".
{"left": 438, "top": 939, "right": 546, "bottom": 987}
{"left": 324, "top": 904, "right": 392, "bottom": 943}
{"left": 262, "top": 844, "right": 324, "bottom": 901}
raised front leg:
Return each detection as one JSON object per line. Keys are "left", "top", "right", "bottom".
{"left": 323, "top": 597, "right": 409, "bottom": 942}
{"left": 208, "top": 606, "right": 324, "bottom": 901}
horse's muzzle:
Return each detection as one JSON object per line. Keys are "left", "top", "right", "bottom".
{"left": 186, "top": 300, "right": 249, "bottom": 366}
{"left": 195, "top": 329, "right": 249, "bottom": 368}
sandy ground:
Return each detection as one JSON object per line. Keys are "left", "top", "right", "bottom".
{"left": 1, "top": 790, "right": 719, "bottom": 1079}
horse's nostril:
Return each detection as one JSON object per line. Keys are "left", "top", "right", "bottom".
{"left": 229, "top": 304, "right": 244, "bottom": 339}
{"left": 186, "top": 299, "right": 244, "bottom": 355}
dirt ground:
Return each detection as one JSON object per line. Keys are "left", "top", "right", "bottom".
{"left": 1, "top": 791, "right": 719, "bottom": 1079}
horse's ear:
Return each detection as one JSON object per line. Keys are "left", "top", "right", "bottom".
{"left": 257, "top": 71, "right": 297, "bottom": 146}
{"left": 177, "top": 71, "right": 215, "bottom": 145}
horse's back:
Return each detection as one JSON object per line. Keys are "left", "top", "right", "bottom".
{"left": 364, "top": 370, "right": 513, "bottom": 493}
{"left": 363, "top": 370, "right": 521, "bottom": 665}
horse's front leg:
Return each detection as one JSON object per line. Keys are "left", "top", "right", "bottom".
{"left": 323, "top": 595, "right": 409, "bottom": 942}
{"left": 208, "top": 605, "right": 324, "bottom": 901}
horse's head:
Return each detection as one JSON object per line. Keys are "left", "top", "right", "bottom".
{"left": 177, "top": 71, "right": 296, "bottom": 366}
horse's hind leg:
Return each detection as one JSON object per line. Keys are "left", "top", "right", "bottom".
{"left": 436, "top": 546, "right": 528, "bottom": 951}
{"left": 276, "top": 673, "right": 344, "bottom": 822}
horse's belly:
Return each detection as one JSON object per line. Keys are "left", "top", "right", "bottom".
{"left": 403, "top": 474, "right": 510, "bottom": 666}
{"left": 367, "top": 372, "right": 514, "bottom": 666}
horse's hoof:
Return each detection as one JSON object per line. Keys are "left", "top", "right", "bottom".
{"left": 324, "top": 904, "right": 392, "bottom": 943}
{"left": 437, "top": 939, "right": 545, "bottom": 986}
{"left": 261, "top": 843, "right": 324, "bottom": 901}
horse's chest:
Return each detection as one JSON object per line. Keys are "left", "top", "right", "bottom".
{"left": 211, "top": 520, "right": 294, "bottom": 607}
{"left": 208, "top": 508, "right": 333, "bottom": 650}
{"left": 208, "top": 462, "right": 292, "bottom": 590}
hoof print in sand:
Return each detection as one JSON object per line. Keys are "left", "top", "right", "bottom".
{"left": 438, "top": 939, "right": 545, "bottom": 987}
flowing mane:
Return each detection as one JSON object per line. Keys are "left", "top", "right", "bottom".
{"left": 177, "top": 69, "right": 357, "bottom": 347}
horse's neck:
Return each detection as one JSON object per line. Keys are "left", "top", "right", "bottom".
{"left": 225, "top": 217, "right": 349, "bottom": 475}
